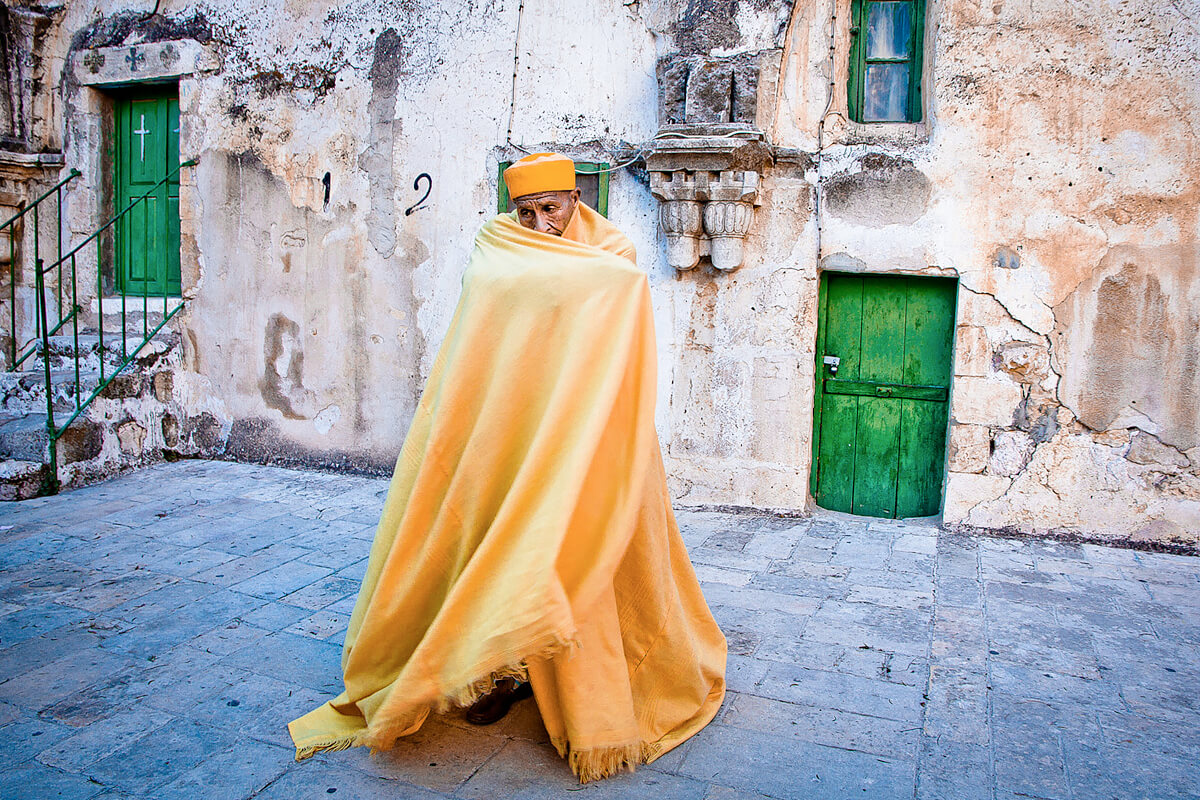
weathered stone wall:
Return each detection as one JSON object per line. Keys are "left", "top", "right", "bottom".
{"left": 0, "top": 333, "right": 229, "bottom": 491}
{"left": 0, "top": 2, "right": 63, "bottom": 153}
{"left": 782, "top": 0, "right": 1200, "bottom": 543}
{"left": 29, "top": 0, "right": 1200, "bottom": 543}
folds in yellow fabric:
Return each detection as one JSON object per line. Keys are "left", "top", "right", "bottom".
{"left": 289, "top": 212, "right": 726, "bottom": 781}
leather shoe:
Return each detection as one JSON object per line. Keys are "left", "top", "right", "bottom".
{"left": 465, "top": 677, "right": 533, "bottom": 725}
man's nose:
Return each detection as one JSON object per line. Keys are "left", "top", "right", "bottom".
{"left": 533, "top": 213, "right": 554, "bottom": 233}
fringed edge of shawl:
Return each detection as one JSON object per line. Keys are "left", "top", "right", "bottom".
{"left": 433, "top": 660, "right": 533, "bottom": 713}
{"left": 294, "top": 734, "right": 362, "bottom": 762}
{"left": 551, "top": 736, "right": 663, "bottom": 784}
{"left": 354, "top": 630, "right": 581, "bottom": 754}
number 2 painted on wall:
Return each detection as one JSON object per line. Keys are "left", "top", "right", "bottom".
{"left": 405, "top": 173, "right": 432, "bottom": 216}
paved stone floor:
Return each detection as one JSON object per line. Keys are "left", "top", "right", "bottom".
{"left": 0, "top": 460, "right": 1197, "bottom": 799}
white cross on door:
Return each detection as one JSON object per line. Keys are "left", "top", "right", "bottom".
{"left": 133, "top": 114, "right": 150, "bottom": 161}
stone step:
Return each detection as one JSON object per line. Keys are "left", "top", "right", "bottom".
{"left": 1, "top": 365, "right": 156, "bottom": 416}
{"left": 0, "top": 459, "right": 47, "bottom": 501}
{"left": 10, "top": 331, "right": 176, "bottom": 376}
{"left": 0, "top": 411, "right": 105, "bottom": 467}
{"left": 1, "top": 367, "right": 103, "bottom": 391}
{"left": 0, "top": 377, "right": 107, "bottom": 418}
{"left": 0, "top": 412, "right": 48, "bottom": 461}
{"left": 93, "top": 296, "right": 183, "bottom": 327}
{"left": 42, "top": 330, "right": 175, "bottom": 356}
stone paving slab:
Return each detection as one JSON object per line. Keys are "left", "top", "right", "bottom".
{"left": 1, "top": 459, "right": 1198, "bottom": 799}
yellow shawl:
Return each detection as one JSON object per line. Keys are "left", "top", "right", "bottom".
{"left": 288, "top": 203, "right": 726, "bottom": 782}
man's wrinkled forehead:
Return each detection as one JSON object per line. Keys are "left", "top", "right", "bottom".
{"left": 513, "top": 190, "right": 575, "bottom": 206}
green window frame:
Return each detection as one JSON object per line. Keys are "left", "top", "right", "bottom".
{"left": 496, "top": 161, "right": 610, "bottom": 217}
{"left": 848, "top": 0, "right": 926, "bottom": 123}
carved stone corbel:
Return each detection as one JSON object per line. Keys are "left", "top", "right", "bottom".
{"left": 645, "top": 125, "right": 764, "bottom": 272}
{"left": 659, "top": 199, "right": 704, "bottom": 270}
{"left": 650, "top": 171, "right": 704, "bottom": 270}
{"left": 703, "top": 171, "right": 758, "bottom": 271}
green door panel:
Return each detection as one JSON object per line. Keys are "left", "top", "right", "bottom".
{"left": 115, "top": 90, "right": 181, "bottom": 295}
{"left": 823, "top": 276, "right": 865, "bottom": 381}
{"left": 896, "top": 398, "right": 949, "bottom": 517}
{"left": 817, "top": 393, "right": 860, "bottom": 513}
{"left": 852, "top": 396, "right": 901, "bottom": 518}
{"left": 901, "top": 278, "right": 956, "bottom": 387}
{"left": 859, "top": 275, "right": 907, "bottom": 384}
{"left": 812, "top": 272, "right": 957, "bottom": 519}
{"left": 168, "top": 98, "right": 180, "bottom": 175}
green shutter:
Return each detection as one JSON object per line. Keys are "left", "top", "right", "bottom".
{"left": 848, "top": 0, "right": 866, "bottom": 124}
{"left": 848, "top": 0, "right": 926, "bottom": 124}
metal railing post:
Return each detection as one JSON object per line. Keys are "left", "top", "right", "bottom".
{"left": 97, "top": 228, "right": 106, "bottom": 384}
{"left": 7, "top": 212, "right": 15, "bottom": 367}
{"left": 32, "top": 203, "right": 39, "bottom": 313}
{"left": 2, "top": 169, "right": 83, "bottom": 371}
{"left": 34, "top": 258, "right": 59, "bottom": 493}
{"left": 57, "top": 183, "right": 66, "bottom": 338}
{"left": 71, "top": 253, "right": 80, "bottom": 411}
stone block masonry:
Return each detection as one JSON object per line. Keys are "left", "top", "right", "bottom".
{"left": 0, "top": 332, "right": 235, "bottom": 495}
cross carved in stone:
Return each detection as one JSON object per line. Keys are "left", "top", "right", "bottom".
{"left": 82, "top": 50, "right": 105, "bottom": 74}
{"left": 125, "top": 48, "right": 145, "bottom": 72}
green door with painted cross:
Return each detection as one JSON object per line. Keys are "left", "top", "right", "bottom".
{"left": 114, "top": 88, "right": 180, "bottom": 295}
{"left": 810, "top": 273, "right": 957, "bottom": 518}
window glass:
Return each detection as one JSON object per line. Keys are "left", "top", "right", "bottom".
{"left": 864, "top": 63, "right": 910, "bottom": 122}
{"left": 849, "top": 0, "right": 925, "bottom": 123}
{"left": 575, "top": 171, "right": 601, "bottom": 212}
{"left": 865, "top": 2, "right": 913, "bottom": 60}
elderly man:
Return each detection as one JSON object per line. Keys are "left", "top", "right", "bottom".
{"left": 506, "top": 155, "right": 633, "bottom": 254}
{"left": 290, "top": 152, "right": 726, "bottom": 783}
{"left": 464, "top": 154, "right": 633, "bottom": 726}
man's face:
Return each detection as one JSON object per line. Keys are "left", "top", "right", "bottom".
{"left": 513, "top": 188, "right": 581, "bottom": 236}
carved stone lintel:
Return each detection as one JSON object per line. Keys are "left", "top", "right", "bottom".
{"left": 646, "top": 126, "right": 763, "bottom": 271}
{"left": 72, "top": 39, "right": 219, "bottom": 87}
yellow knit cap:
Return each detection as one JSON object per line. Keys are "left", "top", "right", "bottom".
{"left": 504, "top": 153, "right": 576, "bottom": 199}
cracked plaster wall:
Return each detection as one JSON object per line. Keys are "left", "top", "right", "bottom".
{"left": 43, "top": 0, "right": 665, "bottom": 474}
{"left": 780, "top": 0, "right": 1200, "bottom": 542}
{"left": 33, "top": 0, "right": 1200, "bottom": 542}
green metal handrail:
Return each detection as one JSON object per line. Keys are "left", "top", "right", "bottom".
{"left": 4, "top": 169, "right": 82, "bottom": 368}
{"left": 34, "top": 158, "right": 197, "bottom": 493}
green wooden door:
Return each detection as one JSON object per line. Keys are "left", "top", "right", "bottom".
{"left": 115, "top": 89, "right": 180, "bottom": 295}
{"left": 811, "top": 273, "right": 957, "bottom": 518}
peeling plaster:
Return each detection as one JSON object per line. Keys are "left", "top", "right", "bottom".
{"left": 361, "top": 29, "right": 401, "bottom": 258}
{"left": 1053, "top": 244, "right": 1200, "bottom": 450}
{"left": 24, "top": 0, "right": 1200, "bottom": 544}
